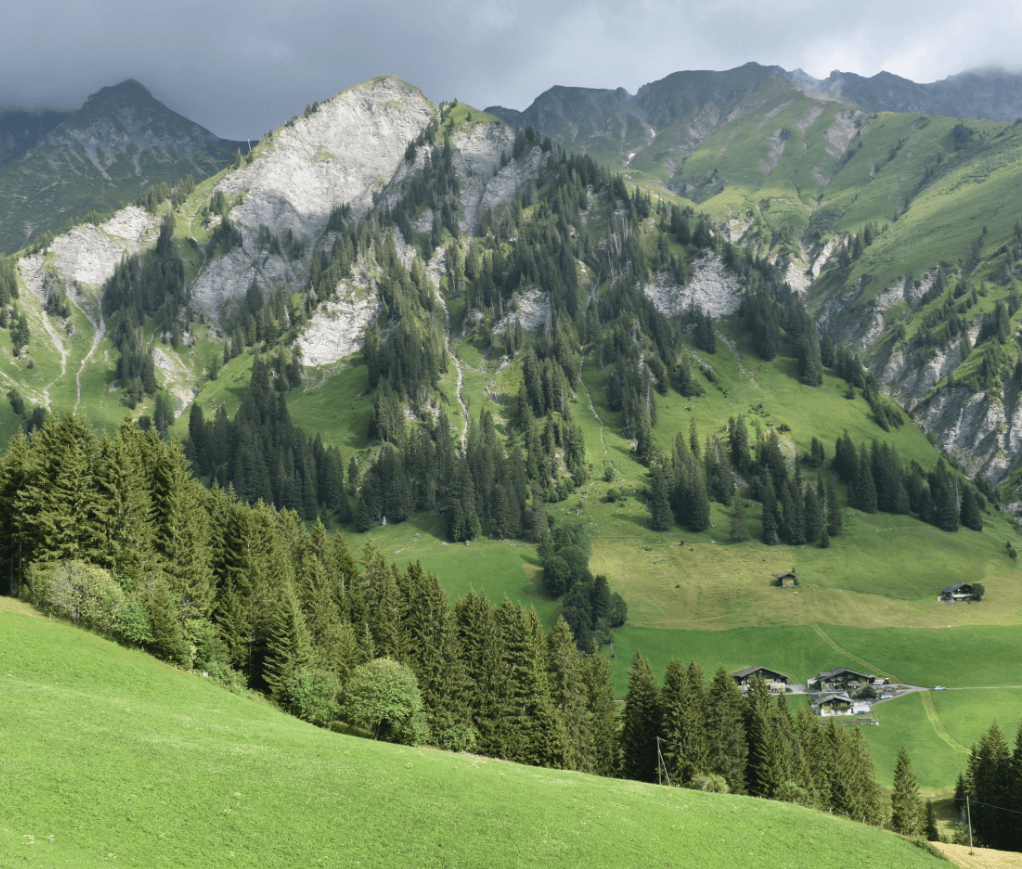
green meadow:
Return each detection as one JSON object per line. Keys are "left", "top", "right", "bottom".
{"left": 0, "top": 602, "right": 946, "bottom": 868}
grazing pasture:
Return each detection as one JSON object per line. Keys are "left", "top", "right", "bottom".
{"left": 1, "top": 605, "right": 942, "bottom": 869}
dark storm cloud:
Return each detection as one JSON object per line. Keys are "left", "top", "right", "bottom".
{"left": 2, "top": 0, "right": 1019, "bottom": 140}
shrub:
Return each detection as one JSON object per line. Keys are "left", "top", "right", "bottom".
{"left": 278, "top": 668, "right": 341, "bottom": 728}
{"left": 26, "top": 560, "right": 124, "bottom": 635}
{"left": 341, "top": 658, "right": 427, "bottom": 744}
{"left": 690, "top": 773, "right": 729, "bottom": 793}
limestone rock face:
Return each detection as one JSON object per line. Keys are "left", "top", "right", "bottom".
{"left": 643, "top": 253, "right": 745, "bottom": 319}
{"left": 299, "top": 285, "right": 379, "bottom": 367}
{"left": 192, "top": 77, "right": 435, "bottom": 313}
{"left": 18, "top": 206, "right": 159, "bottom": 297}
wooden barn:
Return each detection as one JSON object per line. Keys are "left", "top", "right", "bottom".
{"left": 773, "top": 571, "right": 799, "bottom": 588}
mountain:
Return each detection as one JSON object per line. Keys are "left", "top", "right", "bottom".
{"left": 2, "top": 71, "right": 1022, "bottom": 816}
{"left": 487, "top": 64, "right": 1022, "bottom": 490}
{"left": 787, "top": 67, "right": 1022, "bottom": 122}
{"left": 0, "top": 79, "right": 245, "bottom": 253}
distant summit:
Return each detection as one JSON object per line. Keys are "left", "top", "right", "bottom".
{"left": 0, "top": 80, "right": 245, "bottom": 252}
{"left": 785, "top": 66, "right": 1022, "bottom": 121}
{"left": 40, "top": 78, "right": 243, "bottom": 160}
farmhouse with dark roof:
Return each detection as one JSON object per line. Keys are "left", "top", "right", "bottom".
{"left": 807, "top": 668, "right": 876, "bottom": 693}
{"left": 813, "top": 693, "right": 855, "bottom": 716}
{"left": 939, "top": 583, "right": 979, "bottom": 602}
{"left": 730, "top": 666, "right": 791, "bottom": 692}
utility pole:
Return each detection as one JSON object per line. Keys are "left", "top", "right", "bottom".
{"left": 966, "top": 794, "right": 974, "bottom": 855}
{"left": 655, "top": 736, "right": 671, "bottom": 787}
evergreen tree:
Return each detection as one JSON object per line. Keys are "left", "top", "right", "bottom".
{"left": 494, "top": 600, "right": 567, "bottom": 768}
{"left": 583, "top": 640, "right": 621, "bottom": 778}
{"left": 455, "top": 591, "right": 508, "bottom": 758}
{"left": 649, "top": 460, "right": 673, "bottom": 531}
{"left": 924, "top": 800, "right": 939, "bottom": 842}
{"left": 660, "top": 659, "right": 709, "bottom": 786}
{"left": 852, "top": 444, "right": 878, "bottom": 513}
{"left": 705, "top": 666, "right": 747, "bottom": 794}
{"left": 545, "top": 617, "right": 590, "bottom": 771}
{"left": 760, "top": 473, "right": 779, "bottom": 546}
{"left": 730, "top": 486, "right": 748, "bottom": 542}
{"left": 960, "top": 487, "right": 983, "bottom": 531}
{"left": 803, "top": 484, "right": 823, "bottom": 543}
{"left": 967, "top": 720, "right": 1012, "bottom": 848}
{"left": 620, "top": 651, "right": 661, "bottom": 783}
{"left": 797, "top": 705, "right": 833, "bottom": 810}
{"left": 891, "top": 745, "right": 924, "bottom": 835}
{"left": 743, "top": 675, "right": 781, "bottom": 798}
{"left": 261, "top": 579, "right": 314, "bottom": 701}
{"left": 825, "top": 472, "right": 843, "bottom": 537}
{"left": 401, "top": 563, "right": 475, "bottom": 751}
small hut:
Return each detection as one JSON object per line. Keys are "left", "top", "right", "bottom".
{"left": 773, "top": 571, "right": 799, "bottom": 588}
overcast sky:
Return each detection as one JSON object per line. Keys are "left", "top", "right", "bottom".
{"left": 3, "top": 0, "right": 1020, "bottom": 140}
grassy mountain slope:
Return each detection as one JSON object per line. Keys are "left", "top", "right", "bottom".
{"left": 0, "top": 598, "right": 946, "bottom": 868}
{"left": 3, "top": 74, "right": 1021, "bottom": 803}
{"left": 493, "top": 68, "right": 1022, "bottom": 490}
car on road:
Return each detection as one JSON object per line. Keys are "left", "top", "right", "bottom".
{"left": 934, "top": 686, "right": 947, "bottom": 691}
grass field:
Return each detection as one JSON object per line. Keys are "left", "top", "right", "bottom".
{"left": 0, "top": 601, "right": 948, "bottom": 869}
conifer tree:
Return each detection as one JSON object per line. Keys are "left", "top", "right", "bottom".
{"left": 660, "top": 659, "right": 708, "bottom": 785}
{"left": 959, "top": 487, "right": 983, "bottom": 531}
{"left": 261, "top": 579, "right": 314, "bottom": 701}
{"left": 825, "top": 472, "right": 843, "bottom": 537}
{"left": 760, "top": 473, "right": 779, "bottom": 545}
{"left": 148, "top": 434, "right": 215, "bottom": 620}
{"left": 455, "top": 590, "right": 509, "bottom": 757}
{"left": 494, "top": 599, "right": 567, "bottom": 768}
{"left": 744, "top": 675, "right": 781, "bottom": 797}
{"left": 797, "top": 705, "right": 833, "bottom": 810}
{"left": 545, "top": 617, "right": 590, "bottom": 770}
{"left": 705, "top": 666, "right": 747, "bottom": 794}
{"left": 620, "top": 651, "right": 661, "bottom": 783}
{"left": 891, "top": 745, "right": 924, "bottom": 835}
{"left": 576, "top": 641, "right": 618, "bottom": 778}
{"left": 853, "top": 444, "right": 878, "bottom": 513}
{"left": 649, "top": 460, "right": 673, "bottom": 531}
{"left": 924, "top": 800, "right": 939, "bottom": 842}
{"left": 140, "top": 572, "right": 189, "bottom": 665}
{"left": 730, "top": 486, "right": 748, "bottom": 543}
{"left": 362, "top": 541, "right": 402, "bottom": 659}
{"left": 967, "top": 721, "right": 1012, "bottom": 848}
{"left": 401, "top": 563, "right": 475, "bottom": 751}
{"left": 803, "top": 484, "right": 823, "bottom": 543}
{"left": 772, "top": 692, "right": 813, "bottom": 800}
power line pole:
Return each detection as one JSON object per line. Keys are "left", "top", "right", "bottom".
{"left": 966, "top": 794, "right": 974, "bottom": 855}
{"left": 655, "top": 736, "right": 671, "bottom": 787}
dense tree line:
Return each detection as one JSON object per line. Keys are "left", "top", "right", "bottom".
{"left": 355, "top": 399, "right": 583, "bottom": 541}
{"left": 0, "top": 412, "right": 629, "bottom": 773}
{"left": 621, "top": 656, "right": 886, "bottom": 823}
{"left": 951, "top": 719, "right": 1022, "bottom": 851}
{"left": 102, "top": 213, "right": 187, "bottom": 402}
{"left": 538, "top": 520, "right": 627, "bottom": 650}
{"left": 643, "top": 407, "right": 983, "bottom": 541}
{"left": 187, "top": 354, "right": 348, "bottom": 523}
{"left": 0, "top": 253, "right": 29, "bottom": 355}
